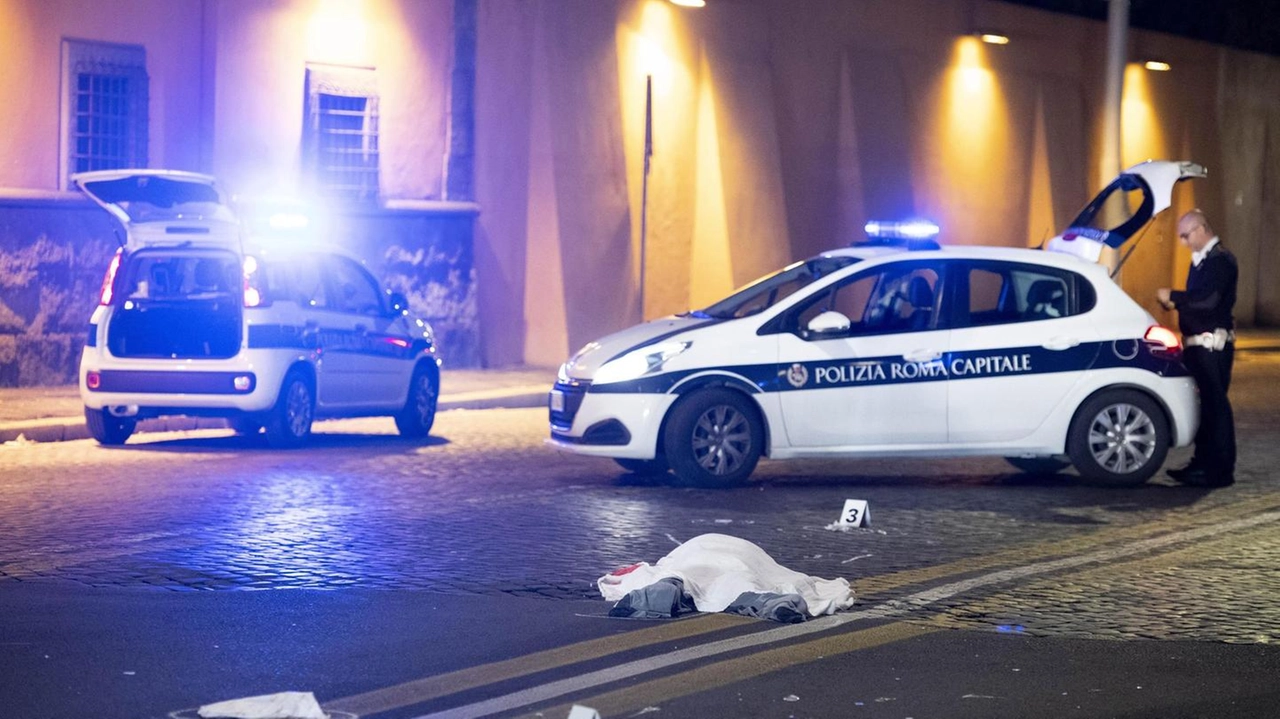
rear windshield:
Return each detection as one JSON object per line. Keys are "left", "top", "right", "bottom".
{"left": 121, "top": 251, "right": 242, "bottom": 302}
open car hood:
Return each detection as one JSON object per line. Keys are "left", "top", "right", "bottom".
{"left": 72, "top": 169, "right": 242, "bottom": 251}
{"left": 1045, "top": 160, "right": 1207, "bottom": 262}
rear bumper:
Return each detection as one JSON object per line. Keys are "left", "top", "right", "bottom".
{"left": 79, "top": 347, "right": 301, "bottom": 415}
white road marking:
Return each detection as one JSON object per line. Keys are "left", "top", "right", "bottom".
{"left": 408, "top": 509, "right": 1280, "bottom": 719}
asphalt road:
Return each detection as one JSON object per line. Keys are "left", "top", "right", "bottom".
{"left": 2, "top": 352, "right": 1279, "bottom": 719}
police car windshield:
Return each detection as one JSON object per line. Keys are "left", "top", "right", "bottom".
{"left": 694, "top": 256, "right": 860, "bottom": 319}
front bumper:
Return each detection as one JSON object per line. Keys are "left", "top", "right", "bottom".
{"left": 547, "top": 381, "right": 677, "bottom": 459}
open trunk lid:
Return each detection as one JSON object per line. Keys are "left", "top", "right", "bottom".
{"left": 1045, "top": 160, "right": 1207, "bottom": 262}
{"left": 72, "top": 169, "right": 242, "bottom": 252}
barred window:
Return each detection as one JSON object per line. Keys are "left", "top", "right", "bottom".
{"left": 61, "top": 40, "right": 148, "bottom": 188}
{"left": 303, "top": 64, "right": 380, "bottom": 203}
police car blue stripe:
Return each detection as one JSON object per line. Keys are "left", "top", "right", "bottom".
{"left": 586, "top": 339, "right": 1188, "bottom": 395}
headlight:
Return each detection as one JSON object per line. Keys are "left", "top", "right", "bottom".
{"left": 593, "top": 341, "right": 691, "bottom": 385}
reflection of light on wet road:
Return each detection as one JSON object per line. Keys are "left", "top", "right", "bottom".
{"left": 221, "top": 473, "right": 365, "bottom": 587}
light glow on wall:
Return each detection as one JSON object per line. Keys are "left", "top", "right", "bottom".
{"left": 307, "top": 0, "right": 372, "bottom": 67}
{"left": 933, "top": 37, "right": 1011, "bottom": 242}
{"left": 1122, "top": 62, "right": 1166, "bottom": 166}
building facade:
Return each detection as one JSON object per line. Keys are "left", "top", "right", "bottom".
{"left": 1, "top": 0, "right": 1278, "bottom": 386}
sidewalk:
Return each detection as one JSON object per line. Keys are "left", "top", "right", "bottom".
{"left": 0, "top": 366, "right": 557, "bottom": 444}
{"left": 2, "top": 328, "right": 1279, "bottom": 445}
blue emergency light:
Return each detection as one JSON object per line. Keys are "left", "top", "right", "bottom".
{"left": 864, "top": 219, "right": 940, "bottom": 240}
{"left": 858, "top": 219, "right": 942, "bottom": 249}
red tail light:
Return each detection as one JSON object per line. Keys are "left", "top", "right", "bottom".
{"left": 243, "top": 255, "right": 267, "bottom": 308}
{"left": 98, "top": 248, "right": 123, "bottom": 306}
{"left": 1144, "top": 324, "right": 1181, "bottom": 354}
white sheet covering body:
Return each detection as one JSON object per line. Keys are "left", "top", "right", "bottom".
{"left": 597, "top": 533, "right": 854, "bottom": 616}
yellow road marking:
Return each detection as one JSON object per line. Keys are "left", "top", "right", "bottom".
{"left": 528, "top": 621, "right": 939, "bottom": 719}
{"left": 325, "top": 613, "right": 752, "bottom": 716}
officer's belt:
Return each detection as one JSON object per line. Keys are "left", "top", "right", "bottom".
{"left": 1183, "top": 329, "right": 1235, "bottom": 351}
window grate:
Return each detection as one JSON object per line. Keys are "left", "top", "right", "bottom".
{"left": 62, "top": 40, "right": 148, "bottom": 187}
{"left": 304, "top": 65, "right": 380, "bottom": 203}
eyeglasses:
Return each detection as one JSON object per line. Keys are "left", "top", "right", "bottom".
{"left": 1178, "top": 225, "right": 1202, "bottom": 240}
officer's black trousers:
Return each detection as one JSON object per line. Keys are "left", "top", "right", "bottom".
{"left": 1184, "top": 344, "right": 1236, "bottom": 474}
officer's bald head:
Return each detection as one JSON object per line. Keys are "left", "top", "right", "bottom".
{"left": 1177, "top": 210, "right": 1214, "bottom": 250}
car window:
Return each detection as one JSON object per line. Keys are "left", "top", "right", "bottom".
{"left": 791, "top": 262, "right": 942, "bottom": 338}
{"left": 123, "top": 252, "right": 240, "bottom": 301}
{"left": 265, "top": 254, "right": 329, "bottom": 309}
{"left": 324, "top": 255, "right": 385, "bottom": 316}
{"left": 958, "top": 263, "right": 1081, "bottom": 327}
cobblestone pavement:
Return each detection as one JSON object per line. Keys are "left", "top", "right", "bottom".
{"left": 1, "top": 353, "right": 1278, "bottom": 647}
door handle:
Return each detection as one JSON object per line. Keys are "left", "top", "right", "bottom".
{"left": 1043, "top": 336, "right": 1080, "bottom": 351}
{"left": 903, "top": 348, "right": 942, "bottom": 362}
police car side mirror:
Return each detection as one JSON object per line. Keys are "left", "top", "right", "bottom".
{"left": 387, "top": 291, "right": 410, "bottom": 316}
{"left": 807, "top": 310, "right": 851, "bottom": 335}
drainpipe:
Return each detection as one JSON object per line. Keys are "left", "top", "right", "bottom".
{"left": 1100, "top": 0, "right": 1128, "bottom": 187}
{"left": 445, "top": 0, "right": 477, "bottom": 200}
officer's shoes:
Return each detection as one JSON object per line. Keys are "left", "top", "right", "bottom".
{"left": 1166, "top": 463, "right": 1202, "bottom": 482}
{"left": 1170, "top": 466, "right": 1234, "bottom": 488}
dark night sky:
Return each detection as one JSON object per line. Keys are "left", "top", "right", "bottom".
{"left": 999, "top": 0, "right": 1280, "bottom": 56}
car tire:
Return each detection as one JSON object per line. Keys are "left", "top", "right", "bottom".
{"left": 1067, "top": 389, "right": 1169, "bottom": 487}
{"left": 1004, "top": 456, "right": 1071, "bottom": 475}
{"left": 264, "top": 370, "right": 314, "bottom": 449}
{"left": 85, "top": 407, "right": 136, "bottom": 446}
{"left": 614, "top": 457, "right": 670, "bottom": 475}
{"left": 663, "top": 388, "right": 763, "bottom": 488}
{"left": 395, "top": 364, "right": 439, "bottom": 439}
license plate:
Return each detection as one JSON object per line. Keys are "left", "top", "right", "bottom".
{"left": 549, "top": 390, "right": 565, "bottom": 412}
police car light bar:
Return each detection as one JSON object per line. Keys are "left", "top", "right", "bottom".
{"left": 864, "top": 219, "right": 941, "bottom": 241}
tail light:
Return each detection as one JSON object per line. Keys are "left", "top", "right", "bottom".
{"left": 1144, "top": 324, "right": 1181, "bottom": 357}
{"left": 243, "top": 255, "right": 268, "bottom": 308}
{"left": 98, "top": 248, "right": 123, "bottom": 306}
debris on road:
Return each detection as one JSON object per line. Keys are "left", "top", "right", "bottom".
{"left": 196, "top": 691, "right": 326, "bottom": 719}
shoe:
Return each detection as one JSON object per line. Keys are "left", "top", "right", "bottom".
{"left": 1173, "top": 467, "right": 1234, "bottom": 487}
{"left": 1166, "top": 463, "right": 1202, "bottom": 481}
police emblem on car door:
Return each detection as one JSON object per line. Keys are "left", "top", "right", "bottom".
{"left": 774, "top": 261, "right": 949, "bottom": 447}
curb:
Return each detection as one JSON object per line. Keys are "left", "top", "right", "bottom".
{"left": 0, "top": 390, "right": 549, "bottom": 445}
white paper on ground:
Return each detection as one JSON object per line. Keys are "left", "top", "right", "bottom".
{"left": 567, "top": 705, "right": 602, "bottom": 719}
{"left": 597, "top": 533, "right": 854, "bottom": 616}
{"left": 196, "top": 690, "right": 326, "bottom": 719}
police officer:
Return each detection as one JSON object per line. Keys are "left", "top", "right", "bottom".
{"left": 1157, "top": 209, "right": 1238, "bottom": 487}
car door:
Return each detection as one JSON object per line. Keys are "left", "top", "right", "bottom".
{"left": 945, "top": 260, "right": 1099, "bottom": 443}
{"left": 774, "top": 260, "right": 949, "bottom": 447}
{"left": 313, "top": 254, "right": 413, "bottom": 408}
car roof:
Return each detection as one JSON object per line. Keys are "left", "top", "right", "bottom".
{"left": 820, "top": 243, "right": 1111, "bottom": 277}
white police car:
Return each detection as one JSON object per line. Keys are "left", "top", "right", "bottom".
{"left": 548, "top": 160, "right": 1205, "bottom": 487}
{"left": 76, "top": 169, "right": 439, "bottom": 447}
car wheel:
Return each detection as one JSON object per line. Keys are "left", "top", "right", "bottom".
{"left": 228, "top": 417, "right": 263, "bottom": 436}
{"left": 614, "top": 457, "right": 670, "bottom": 475}
{"left": 663, "top": 388, "right": 763, "bottom": 488}
{"left": 1067, "top": 389, "right": 1168, "bottom": 487}
{"left": 1004, "top": 456, "right": 1071, "bottom": 475}
{"left": 85, "top": 407, "right": 136, "bottom": 446}
{"left": 264, "top": 370, "right": 314, "bottom": 449}
{"left": 395, "top": 364, "right": 439, "bottom": 438}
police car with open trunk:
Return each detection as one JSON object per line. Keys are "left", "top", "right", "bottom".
{"left": 548, "top": 160, "right": 1205, "bottom": 488}
{"left": 76, "top": 170, "right": 440, "bottom": 447}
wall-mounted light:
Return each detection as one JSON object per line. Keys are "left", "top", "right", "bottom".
{"left": 1143, "top": 60, "right": 1171, "bottom": 72}
{"left": 976, "top": 32, "right": 1010, "bottom": 45}
{"left": 669, "top": 0, "right": 705, "bottom": 7}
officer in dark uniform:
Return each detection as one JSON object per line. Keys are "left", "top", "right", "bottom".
{"left": 1157, "top": 209, "right": 1238, "bottom": 487}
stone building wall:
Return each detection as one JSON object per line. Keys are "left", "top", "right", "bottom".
{"left": 0, "top": 195, "right": 480, "bottom": 387}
